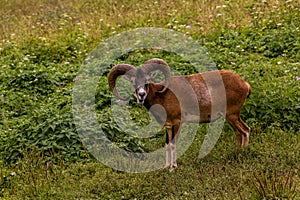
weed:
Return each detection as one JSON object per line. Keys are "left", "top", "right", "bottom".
{"left": 250, "top": 170, "right": 298, "bottom": 199}
{"left": 0, "top": 148, "right": 67, "bottom": 198}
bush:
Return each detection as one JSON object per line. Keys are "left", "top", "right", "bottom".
{"left": 0, "top": 32, "right": 91, "bottom": 163}
{"left": 1, "top": 0, "right": 299, "bottom": 165}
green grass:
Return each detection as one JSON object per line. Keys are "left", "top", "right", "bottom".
{"left": 1, "top": 127, "right": 299, "bottom": 199}
{"left": 0, "top": 0, "right": 299, "bottom": 199}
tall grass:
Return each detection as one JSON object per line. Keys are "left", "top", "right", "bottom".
{"left": 2, "top": 0, "right": 297, "bottom": 42}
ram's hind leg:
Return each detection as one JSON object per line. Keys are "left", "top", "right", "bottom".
{"left": 226, "top": 114, "right": 250, "bottom": 148}
{"left": 239, "top": 117, "right": 250, "bottom": 147}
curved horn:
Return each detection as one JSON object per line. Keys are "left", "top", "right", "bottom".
{"left": 142, "top": 58, "right": 171, "bottom": 93}
{"left": 108, "top": 64, "right": 136, "bottom": 101}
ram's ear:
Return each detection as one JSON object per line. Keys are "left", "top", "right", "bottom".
{"left": 145, "top": 70, "right": 160, "bottom": 81}
{"left": 120, "top": 68, "right": 137, "bottom": 83}
{"left": 121, "top": 74, "right": 136, "bottom": 83}
{"left": 142, "top": 58, "right": 171, "bottom": 93}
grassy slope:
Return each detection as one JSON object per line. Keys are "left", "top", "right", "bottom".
{"left": 0, "top": 0, "right": 299, "bottom": 199}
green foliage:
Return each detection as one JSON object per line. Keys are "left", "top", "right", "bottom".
{"left": 0, "top": 0, "right": 299, "bottom": 198}
{"left": 245, "top": 65, "right": 300, "bottom": 130}
{"left": 0, "top": 0, "right": 299, "bottom": 164}
{"left": 204, "top": 21, "right": 300, "bottom": 131}
{"left": 0, "top": 32, "right": 92, "bottom": 163}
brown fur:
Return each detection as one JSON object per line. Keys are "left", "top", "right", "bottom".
{"left": 144, "top": 70, "right": 250, "bottom": 136}
{"left": 108, "top": 59, "right": 251, "bottom": 170}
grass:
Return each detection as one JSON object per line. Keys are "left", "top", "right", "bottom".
{"left": 0, "top": 127, "right": 299, "bottom": 199}
{"left": 2, "top": 0, "right": 297, "bottom": 42}
{"left": 0, "top": 0, "right": 299, "bottom": 199}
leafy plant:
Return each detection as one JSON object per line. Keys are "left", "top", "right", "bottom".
{"left": 0, "top": 0, "right": 299, "bottom": 198}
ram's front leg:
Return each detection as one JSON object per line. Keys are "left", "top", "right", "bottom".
{"left": 165, "top": 124, "right": 180, "bottom": 171}
{"left": 164, "top": 127, "right": 172, "bottom": 169}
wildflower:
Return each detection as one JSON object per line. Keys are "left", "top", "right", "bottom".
{"left": 24, "top": 55, "right": 30, "bottom": 61}
{"left": 296, "top": 76, "right": 300, "bottom": 81}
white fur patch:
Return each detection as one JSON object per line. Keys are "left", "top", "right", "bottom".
{"left": 137, "top": 87, "right": 146, "bottom": 94}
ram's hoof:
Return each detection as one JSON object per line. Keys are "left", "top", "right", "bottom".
{"left": 164, "top": 163, "right": 171, "bottom": 169}
{"left": 168, "top": 164, "right": 177, "bottom": 172}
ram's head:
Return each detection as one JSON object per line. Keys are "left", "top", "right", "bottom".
{"left": 108, "top": 58, "right": 171, "bottom": 103}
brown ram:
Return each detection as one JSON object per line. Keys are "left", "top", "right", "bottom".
{"left": 108, "top": 58, "right": 251, "bottom": 170}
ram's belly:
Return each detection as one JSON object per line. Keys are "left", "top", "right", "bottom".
{"left": 183, "top": 112, "right": 221, "bottom": 123}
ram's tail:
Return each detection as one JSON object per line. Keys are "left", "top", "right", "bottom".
{"left": 246, "top": 82, "right": 252, "bottom": 98}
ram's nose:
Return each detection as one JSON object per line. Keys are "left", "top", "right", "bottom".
{"left": 139, "top": 91, "right": 146, "bottom": 98}
{"left": 137, "top": 92, "right": 145, "bottom": 103}
{"left": 137, "top": 88, "right": 147, "bottom": 103}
